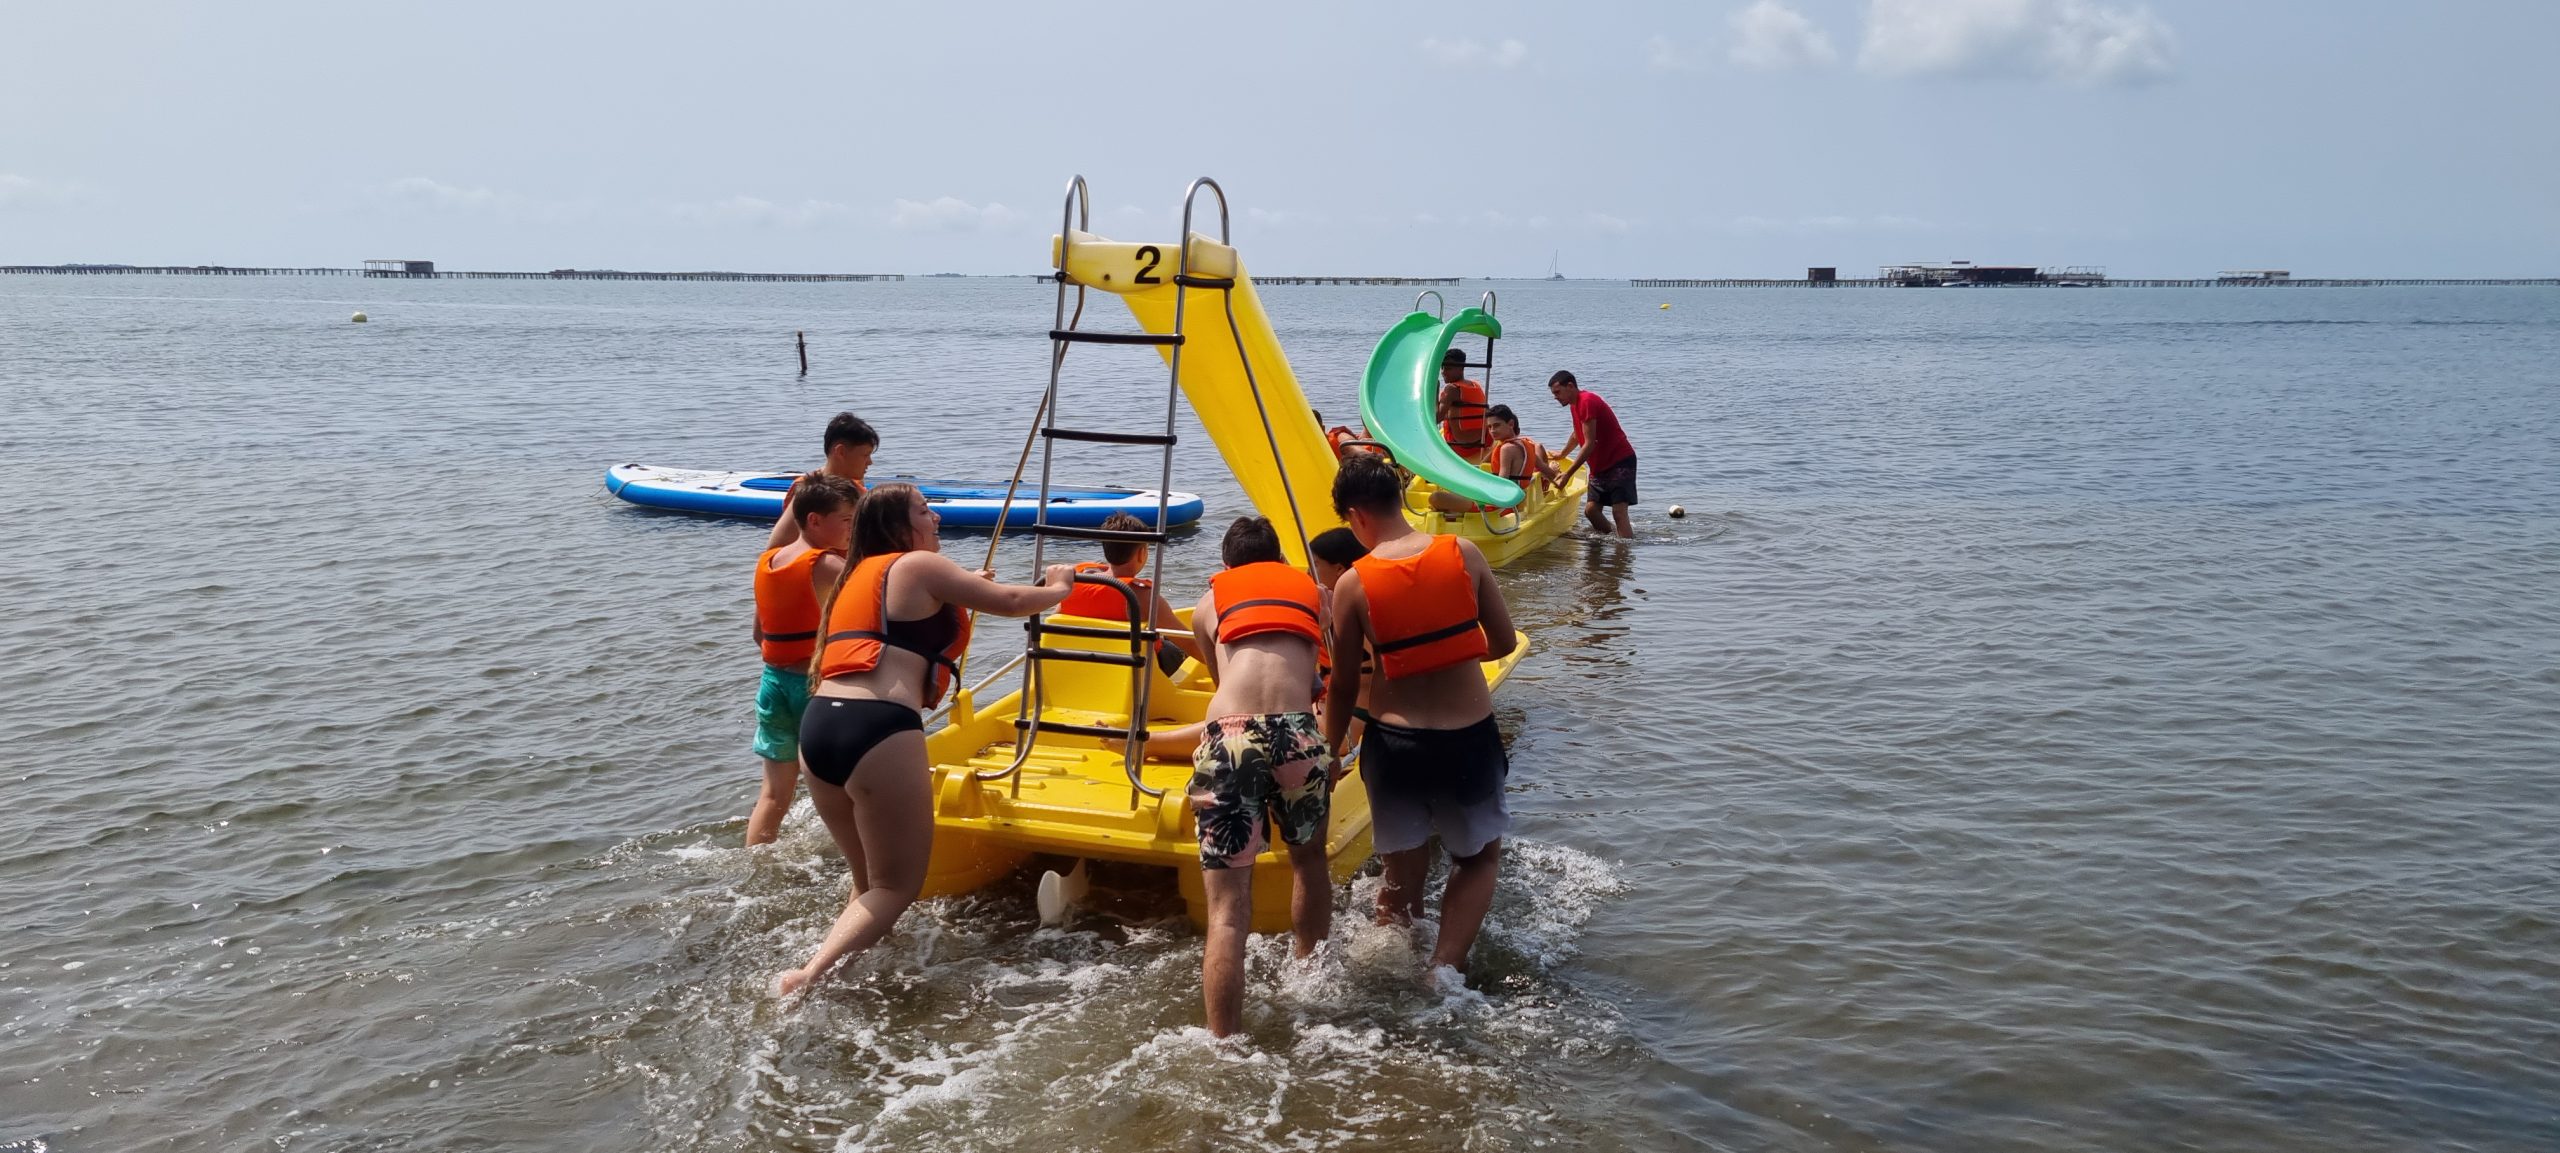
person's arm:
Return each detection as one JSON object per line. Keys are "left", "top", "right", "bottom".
{"left": 1191, "top": 591, "right": 1221, "bottom": 684}
{"left": 1559, "top": 411, "right": 1604, "bottom": 483}
{"left": 913, "top": 553, "right": 1075, "bottom": 617}
{"left": 1462, "top": 540, "right": 1519, "bottom": 660}
{"left": 1154, "top": 590, "right": 1205, "bottom": 660}
{"left": 1437, "top": 382, "right": 1460, "bottom": 424}
{"left": 807, "top": 551, "right": 847, "bottom": 604}
{"left": 763, "top": 484, "right": 803, "bottom": 550}
{"left": 1322, "top": 574, "right": 1368, "bottom": 764}
{"left": 1530, "top": 443, "right": 1562, "bottom": 491}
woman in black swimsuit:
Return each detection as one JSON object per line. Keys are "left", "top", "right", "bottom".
{"left": 779, "top": 483, "right": 1075, "bottom": 996}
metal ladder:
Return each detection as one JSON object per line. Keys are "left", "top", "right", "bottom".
{"left": 975, "top": 176, "right": 1240, "bottom": 806}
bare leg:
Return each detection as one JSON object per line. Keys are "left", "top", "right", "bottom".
{"left": 1374, "top": 847, "right": 1431, "bottom": 926}
{"left": 1610, "top": 503, "right": 1635, "bottom": 539}
{"left": 800, "top": 766, "right": 872, "bottom": 893}
{"left": 1428, "top": 490, "right": 1473, "bottom": 516}
{"left": 777, "top": 730, "right": 930, "bottom": 995}
{"left": 1200, "top": 866, "right": 1254, "bottom": 1036}
{"left": 1584, "top": 500, "right": 1611, "bottom": 534}
{"left": 747, "top": 759, "right": 800, "bottom": 847}
{"left": 1430, "top": 839, "right": 1503, "bottom": 972}
{"left": 1286, "top": 838, "right": 1332, "bottom": 958}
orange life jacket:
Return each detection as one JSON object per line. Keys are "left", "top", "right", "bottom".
{"left": 1355, "top": 534, "right": 1487, "bottom": 677}
{"left": 1057, "top": 560, "right": 1152, "bottom": 620}
{"left": 1440, "top": 379, "right": 1488, "bottom": 452}
{"left": 1207, "top": 562, "right": 1323, "bottom": 647}
{"left": 815, "top": 551, "right": 973, "bottom": 707}
{"left": 753, "top": 544, "right": 837, "bottom": 666}
{"left": 1492, "top": 434, "right": 1545, "bottom": 482}
{"left": 1328, "top": 426, "right": 1383, "bottom": 461}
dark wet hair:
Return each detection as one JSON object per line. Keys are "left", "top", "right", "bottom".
{"left": 1332, "top": 454, "right": 1404, "bottom": 518}
{"left": 1100, "top": 511, "right": 1149, "bottom": 566}
{"left": 1547, "top": 370, "right": 1577, "bottom": 389}
{"left": 1219, "top": 516, "right": 1285, "bottom": 568}
{"left": 1442, "top": 347, "right": 1467, "bottom": 369}
{"left": 1485, "top": 403, "right": 1519, "bottom": 430}
{"left": 1310, "top": 526, "right": 1368, "bottom": 568}
{"left": 824, "top": 412, "right": 879, "bottom": 453}
{"left": 791, "top": 471, "right": 860, "bottom": 525}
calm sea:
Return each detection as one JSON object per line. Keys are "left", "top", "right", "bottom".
{"left": 2, "top": 275, "right": 2555, "bottom": 1152}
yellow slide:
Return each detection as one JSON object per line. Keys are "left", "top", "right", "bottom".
{"left": 1053, "top": 231, "right": 1342, "bottom": 566}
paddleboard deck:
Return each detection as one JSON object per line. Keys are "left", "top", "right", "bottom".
{"left": 603, "top": 464, "right": 1206, "bottom": 529}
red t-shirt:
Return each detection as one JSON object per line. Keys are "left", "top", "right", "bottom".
{"left": 1570, "top": 390, "right": 1634, "bottom": 473}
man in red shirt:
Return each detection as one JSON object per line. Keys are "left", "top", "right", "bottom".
{"left": 1549, "top": 370, "right": 1637, "bottom": 538}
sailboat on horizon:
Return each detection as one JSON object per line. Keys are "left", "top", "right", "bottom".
{"left": 1548, "top": 250, "right": 1566, "bottom": 281}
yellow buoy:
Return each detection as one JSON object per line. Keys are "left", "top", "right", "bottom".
{"left": 1659, "top": 303, "right": 1671, "bottom": 309}
{"left": 351, "top": 311, "right": 368, "bottom": 323}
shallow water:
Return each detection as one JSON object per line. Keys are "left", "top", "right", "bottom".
{"left": 2, "top": 276, "right": 2556, "bottom": 1151}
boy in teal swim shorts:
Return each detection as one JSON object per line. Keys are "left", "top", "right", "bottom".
{"left": 746, "top": 473, "right": 859, "bottom": 848}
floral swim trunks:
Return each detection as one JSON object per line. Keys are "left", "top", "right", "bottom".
{"left": 1188, "top": 712, "right": 1331, "bottom": 869}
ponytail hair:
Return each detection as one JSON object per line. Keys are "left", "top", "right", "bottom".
{"left": 807, "top": 483, "right": 926, "bottom": 684}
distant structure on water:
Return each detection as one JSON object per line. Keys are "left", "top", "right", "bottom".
{"left": 363, "top": 259, "right": 437, "bottom": 278}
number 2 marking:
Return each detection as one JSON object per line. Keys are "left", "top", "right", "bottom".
{"left": 1133, "top": 246, "right": 1162, "bottom": 284}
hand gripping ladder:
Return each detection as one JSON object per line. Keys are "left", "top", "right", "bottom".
{"left": 976, "top": 176, "right": 1242, "bottom": 807}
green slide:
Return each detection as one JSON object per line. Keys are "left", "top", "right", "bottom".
{"left": 1356, "top": 307, "right": 1526, "bottom": 509}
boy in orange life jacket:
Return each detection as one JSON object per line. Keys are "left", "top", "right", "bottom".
{"left": 1054, "top": 511, "right": 1204, "bottom": 674}
{"left": 765, "top": 412, "right": 878, "bottom": 551}
{"left": 1436, "top": 348, "right": 1490, "bottom": 461}
{"left": 1323, "top": 454, "right": 1520, "bottom": 977}
{"left": 747, "top": 472, "right": 861, "bottom": 848}
{"left": 1106, "top": 525, "right": 1369, "bottom": 763}
{"left": 1185, "top": 516, "right": 1334, "bottom": 1037}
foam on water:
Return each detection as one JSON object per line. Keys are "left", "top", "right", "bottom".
{"left": 604, "top": 823, "right": 1634, "bottom": 1151}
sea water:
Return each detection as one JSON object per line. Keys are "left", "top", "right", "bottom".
{"left": 1, "top": 276, "right": 2556, "bottom": 1151}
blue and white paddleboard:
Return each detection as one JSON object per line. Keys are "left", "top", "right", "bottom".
{"left": 604, "top": 465, "right": 1206, "bottom": 529}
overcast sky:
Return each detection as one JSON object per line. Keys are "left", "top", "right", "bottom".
{"left": 4, "top": 1, "right": 2553, "bottom": 277}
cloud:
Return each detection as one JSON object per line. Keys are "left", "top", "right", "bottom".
{"left": 668, "top": 195, "right": 852, "bottom": 229}
{"left": 1858, "top": 0, "right": 2176, "bottom": 85}
{"left": 383, "top": 176, "right": 501, "bottom": 210}
{"left": 0, "top": 173, "right": 81, "bottom": 210}
{"left": 1723, "top": 213, "right": 1937, "bottom": 235}
{"left": 1421, "top": 37, "right": 1528, "bottom": 69}
{"left": 1643, "top": 34, "right": 1697, "bottom": 72}
{"left": 1580, "top": 212, "right": 1634, "bottom": 234}
{"left": 1245, "top": 206, "right": 1328, "bottom": 230}
{"left": 889, "top": 196, "right": 1024, "bottom": 233}
{"left": 1729, "top": 2, "right": 1838, "bottom": 71}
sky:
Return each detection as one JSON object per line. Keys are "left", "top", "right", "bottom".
{"left": 3, "top": 0, "right": 2555, "bottom": 278}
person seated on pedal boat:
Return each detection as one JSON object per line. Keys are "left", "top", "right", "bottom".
{"left": 1053, "top": 510, "right": 1203, "bottom": 676}
{"left": 1436, "top": 347, "right": 1490, "bottom": 463}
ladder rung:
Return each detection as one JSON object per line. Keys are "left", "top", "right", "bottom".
{"left": 1043, "top": 427, "right": 1178, "bottom": 446}
{"left": 1050, "top": 329, "right": 1182, "bottom": 347}
{"left": 1032, "top": 523, "right": 1169, "bottom": 544}
{"left": 1014, "top": 718, "right": 1153, "bottom": 741}
{"left": 1173, "top": 274, "right": 1234, "bottom": 289}
{"left": 1038, "top": 621, "right": 1161, "bottom": 642}
{"left": 1459, "top": 361, "right": 1492, "bottom": 369}
{"left": 1028, "top": 647, "right": 1147, "bottom": 668}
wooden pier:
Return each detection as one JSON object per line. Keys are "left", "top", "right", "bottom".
{"left": 1253, "top": 275, "right": 1461, "bottom": 286}
{"left": 1, "top": 264, "right": 903, "bottom": 282}
{"left": 1632, "top": 276, "right": 2558, "bottom": 289}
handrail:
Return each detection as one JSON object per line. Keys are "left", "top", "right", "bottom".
{"left": 928, "top": 652, "right": 1027, "bottom": 726}
{"left": 1414, "top": 289, "right": 1445, "bottom": 318}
